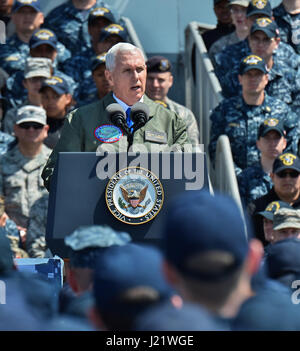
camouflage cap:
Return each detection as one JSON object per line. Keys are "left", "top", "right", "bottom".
{"left": 272, "top": 153, "right": 300, "bottom": 174}
{"left": 246, "top": 0, "right": 272, "bottom": 18}
{"left": 239, "top": 54, "right": 268, "bottom": 75}
{"left": 273, "top": 208, "right": 300, "bottom": 231}
{"left": 16, "top": 105, "right": 47, "bottom": 126}
{"left": 257, "top": 118, "right": 286, "bottom": 139}
{"left": 251, "top": 17, "right": 279, "bottom": 39}
{"left": 257, "top": 201, "right": 292, "bottom": 221}
{"left": 64, "top": 225, "right": 131, "bottom": 251}
{"left": 229, "top": 0, "right": 249, "bottom": 7}
{"left": 24, "top": 57, "right": 52, "bottom": 79}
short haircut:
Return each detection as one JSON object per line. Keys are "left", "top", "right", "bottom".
{"left": 105, "top": 43, "right": 145, "bottom": 72}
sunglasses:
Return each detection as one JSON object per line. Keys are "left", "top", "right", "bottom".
{"left": 18, "top": 122, "right": 44, "bottom": 130}
{"left": 276, "top": 170, "right": 300, "bottom": 178}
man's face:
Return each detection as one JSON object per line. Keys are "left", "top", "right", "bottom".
{"left": 14, "top": 122, "right": 49, "bottom": 145}
{"left": 88, "top": 17, "right": 111, "bottom": 44}
{"left": 271, "top": 170, "right": 300, "bottom": 200}
{"left": 12, "top": 6, "right": 44, "bottom": 33}
{"left": 30, "top": 44, "right": 57, "bottom": 62}
{"left": 23, "top": 76, "right": 45, "bottom": 96}
{"left": 41, "top": 87, "right": 71, "bottom": 118}
{"left": 273, "top": 228, "right": 300, "bottom": 243}
{"left": 214, "top": 0, "right": 232, "bottom": 25}
{"left": 105, "top": 49, "right": 147, "bottom": 106}
{"left": 230, "top": 5, "right": 247, "bottom": 29}
{"left": 256, "top": 130, "right": 287, "bottom": 159}
{"left": 249, "top": 31, "right": 279, "bottom": 60}
{"left": 96, "top": 35, "right": 124, "bottom": 55}
{"left": 263, "top": 217, "right": 275, "bottom": 243}
{"left": 238, "top": 69, "right": 268, "bottom": 95}
{"left": 146, "top": 71, "right": 173, "bottom": 102}
{"left": 92, "top": 64, "right": 111, "bottom": 99}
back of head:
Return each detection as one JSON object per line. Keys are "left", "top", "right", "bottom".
{"left": 163, "top": 190, "right": 249, "bottom": 308}
{"left": 93, "top": 243, "right": 174, "bottom": 330}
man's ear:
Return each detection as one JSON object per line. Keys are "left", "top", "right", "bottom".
{"left": 245, "top": 238, "right": 264, "bottom": 276}
{"left": 105, "top": 69, "right": 113, "bottom": 87}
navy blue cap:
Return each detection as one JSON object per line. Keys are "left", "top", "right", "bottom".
{"left": 266, "top": 238, "right": 300, "bottom": 279}
{"left": 146, "top": 56, "right": 172, "bottom": 73}
{"left": 239, "top": 54, "right": 268, "bottom": 75}
{"left": 272, "top": 153, "right": 300, "bottom": 174}
{"left": 93, "top": 244, "right": 173, "bottom": 313}
{"left": 98, "top": 23, "right": 127, "bottom": 43}
{"left": 251, "top": 17, "right": 279, "bottom": 38}
{"left": 91, "top": 52, "right": 107, "bottom": 71}
{"left": 257, "top": 118, "right": 286, "bottom": 139}
{"left": 88, "top": 6, "right": 115, "bottom": 24}
{"left": 29, "top": 29, "right": 57, "bottom": 50}
{"left": 246, "top": 0, "right": 272, "bottom": 18}
{"left": 257, "top": 201, "right": 292, "bottom": 221}
{"left": 163, "top": 190, "right": 249, "bottom": 281}
{"left": 40, "top": 76, "right": 70, "bottom": 95}
{"left": 12, "top": 0, "right": 41, "bottom": 13}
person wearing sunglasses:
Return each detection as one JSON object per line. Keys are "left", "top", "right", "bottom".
{"left": 249, "top": 152, "right": 300, "bottom": 245}
{"left": 0, "top": 105, "right": 50, "bottom": 252}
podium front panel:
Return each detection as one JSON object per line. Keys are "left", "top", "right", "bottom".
{"left": 46, "top": 152, "right": 209, "bottom": 257}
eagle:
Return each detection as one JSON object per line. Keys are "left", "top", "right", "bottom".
{"left": 120, "top": 185, "right": 148, "bottom": 209}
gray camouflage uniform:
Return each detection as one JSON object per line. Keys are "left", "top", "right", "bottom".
{"left": 0, "top": 144, "right": 51, "bottom": 228}
{"left": 26, "top": 194, "right": 48, "bottom": 258}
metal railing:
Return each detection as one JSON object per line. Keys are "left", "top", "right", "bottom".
{"left": 184, "top": 21, "right": 243, "bottom": 212}
{"left": 121, "top": 16, "right": 147, "bottom": 60}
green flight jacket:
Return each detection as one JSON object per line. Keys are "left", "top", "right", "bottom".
{"left": 42, "top": 93, "right": 189, "bottom": 190}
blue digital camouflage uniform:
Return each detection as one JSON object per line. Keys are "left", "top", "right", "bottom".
{"left": 43, "top": 0, "right": 107, "bottom": 56}
{"left": 214, "top": 39, "right": 300, "bottom": 97}
{"left": 0, "top": 33, "right": 71, "bottom": 76}
{"left": 218, "top": 51, "right": 300, "bottom": 114}
{"left": 3, "top": 68, "right": 77, "bottom": 109}
{"left": 237, "top": 163, "right": 273, "bottom": 207}
{"left": 273, "top": 3, "right": 300, "bottom": 55}
{"left": 209, "top": 93, "right": 299, "bottom": 175}
{"left": 63, "top": 48, "right": 98, "bottom": 106}
{"left": 0, "top": 131, "right": 15, "bottom": 155}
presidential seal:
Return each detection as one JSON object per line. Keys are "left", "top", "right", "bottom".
{"left": 105, "top": 167, "right": 164, "bottom": 225}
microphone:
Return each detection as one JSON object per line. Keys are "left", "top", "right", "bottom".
{"left": 106, "top": 103, "right": 130, "bottom": 136}
{"left": 130, "top": 102, "right": 150, "bottom": 132}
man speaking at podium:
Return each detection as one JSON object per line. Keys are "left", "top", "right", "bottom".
{"left": 42, "top": 43, "right": 189, "bottom": 190}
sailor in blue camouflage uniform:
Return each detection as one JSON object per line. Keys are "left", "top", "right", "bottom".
{"left": 3, "top": 29, "right": 77, "bottom": 109}
{"left": 0, "top": 0, "right": 71, "bottom": 76}
{"left": 219, "top": 18, "right": 300, "bottom": 114}
{"left": 214, "top": 0, "right": 300, "bottom": 95}
{"left": 43, "top": 0, "right": 112, "bottom": 56}
{"left": 273, "top": 0, "right": 300, "bottom": 55}
{"left": 64, "top": 23, "right": 127, "bottom": 107}
{"left": 209, "top": 55, "right": 299, "bottom": 175}
{"left": 238, "top": 118, "right": 287, "bottom": 206}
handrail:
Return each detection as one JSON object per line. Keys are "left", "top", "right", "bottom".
{"left": 121, "top": 16, "right": 147, "bottom": 60}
